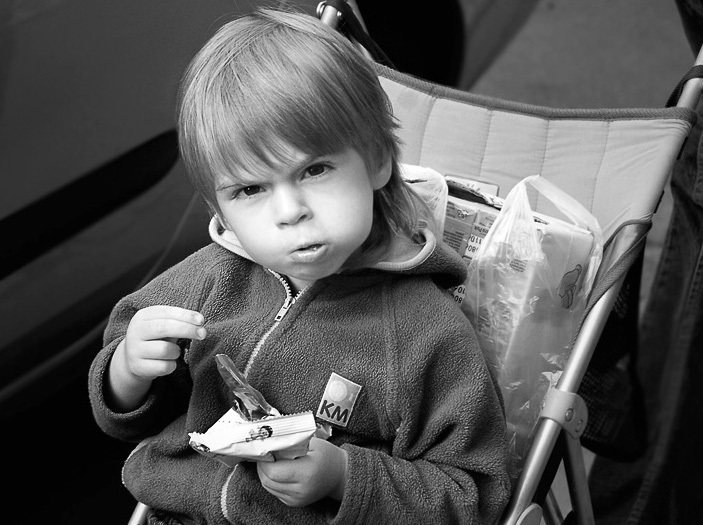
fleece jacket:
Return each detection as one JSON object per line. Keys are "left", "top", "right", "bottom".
{"left": 88, "top": 225, "right": 511, "bottom": 525}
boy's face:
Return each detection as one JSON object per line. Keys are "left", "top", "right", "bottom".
{"left": 215, "top": 147, "right": 387, "bottom": 292}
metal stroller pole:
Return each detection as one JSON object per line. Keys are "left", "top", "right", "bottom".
{"left": 677, "top": 44, "right": 703, "bottom": 110}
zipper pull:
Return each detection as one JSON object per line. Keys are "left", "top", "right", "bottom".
{"left": 274, "top": 296, "right": 293, "bottom": 322}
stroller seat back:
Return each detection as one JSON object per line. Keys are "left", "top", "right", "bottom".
{"left": 378, "top": 65, "right": 694, "bottom": 240}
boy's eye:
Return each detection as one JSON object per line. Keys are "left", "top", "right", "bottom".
{"left": 235, "top": 185, "right": 262, "bottom": 198}
{"left": 306, "top": 163, "right": 329, "bottom": 177}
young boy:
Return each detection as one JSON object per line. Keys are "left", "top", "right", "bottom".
{"left": 89, "top": 8, "right": 510, "bottom": 524}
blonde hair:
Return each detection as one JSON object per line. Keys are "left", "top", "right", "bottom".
{"left": 178, "top": 8, "right": 430, "bottom": 258}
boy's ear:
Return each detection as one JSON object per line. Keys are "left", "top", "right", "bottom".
{"left": 370, "top": 156, "right": 393, "bottom": 190}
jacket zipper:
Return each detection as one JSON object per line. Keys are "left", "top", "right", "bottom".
{"left": 243, "top": 270, "right": 303, "bottom": 377}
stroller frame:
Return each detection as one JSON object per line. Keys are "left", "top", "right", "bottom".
{"left": 370, "top": 61, "right": 700, "bottom": 525}
{"left": 498, "top": 44, "right": 703, "bottom": 525}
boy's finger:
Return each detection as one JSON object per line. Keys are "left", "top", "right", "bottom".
{"left": 137, "top": 318, "right": 207, "bottom": 341}
{"left": 134, "top": 355, "right": 180, "bottom": 378}
{"left": 139, "top": 305, "right": 205, "bottom": 326}
{"left": 149, "top": 339, "right": 185, "bottom": 360}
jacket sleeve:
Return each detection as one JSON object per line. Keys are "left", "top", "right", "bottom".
{"left": 88, "top": 245, "right": 218, "bottom": 443}
{"left": 333, "top": 280, "right": 512, "bottom": 525}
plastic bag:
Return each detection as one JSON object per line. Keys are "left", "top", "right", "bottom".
{"left": 463, "top": 175, "right": 603, "bottom": 473}
{"left": 401, "top": 164, "right": 449, "bottom": 238}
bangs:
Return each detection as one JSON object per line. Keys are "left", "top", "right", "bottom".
{"left": 210, "top": 72, "right": 359, "bottom": 180}
{"left": 209, "top": 31, "right": 389, "bottom": 180}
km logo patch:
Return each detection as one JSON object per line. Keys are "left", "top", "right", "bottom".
{"left": 316, "top": 373, "right": 362, "bottom": 428}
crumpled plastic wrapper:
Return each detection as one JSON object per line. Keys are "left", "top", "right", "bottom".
{"left": 189, "top": 409, "right": 320, "bottom": 467}
{"left": 401, "top": 163, "right": 449, "bottom": 238}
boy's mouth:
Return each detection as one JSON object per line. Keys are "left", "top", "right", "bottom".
{"left": 290, "top": 243, "right": 327, "bottom": 263}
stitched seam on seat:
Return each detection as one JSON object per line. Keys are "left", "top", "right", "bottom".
{"left": 535, "top": 118, "right": 551, "bottom": 211}
{"left": 591, "top": 120, "right": 611, "bottom": 214}
{"left": 477, "top": 108, "right": 494, "bottom": 180}
{"left": 419, "top": 92, "right": 438, "bottom": 166}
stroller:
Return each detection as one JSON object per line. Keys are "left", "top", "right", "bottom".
{"left": 128, "top": 2, "right": 703, "bottom": 524}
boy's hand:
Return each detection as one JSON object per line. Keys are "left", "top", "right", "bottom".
{"left": 257, "top": 437, "right": 349, "bottom": 507}
{"left": 107, "top": 305, "right": 206, "bottom": 411}
{"left": 120, "top": 305, "right": 206, "bottom": 379}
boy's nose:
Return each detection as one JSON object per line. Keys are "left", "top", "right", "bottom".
{"left": 274, "top": 186, "right": 311, "bottom": 226}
